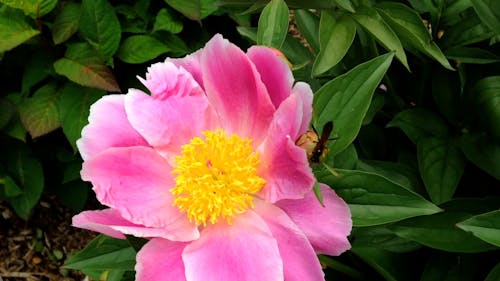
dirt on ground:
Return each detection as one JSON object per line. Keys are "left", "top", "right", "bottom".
{"left": 0, "top": 195, "right": 96, "bottom": 281}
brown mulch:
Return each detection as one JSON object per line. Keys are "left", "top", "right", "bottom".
{"left": 0, "top": 196, "right": 97, "bottom": 281}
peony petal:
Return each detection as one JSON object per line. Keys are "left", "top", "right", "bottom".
{"left": 124, "top": 89, "right": 218, "bottom": 160}
{"left": 276, "top": 184, "right": 352, "bottom": 256}
{"left": 136, "top": 238, "right": 188, "bottom": 281}
{"left": 137, "top": 61, "right": 204, "bottom": 99}
{"left": 182, "top": 210, "right": 283, "bottom": 281}
{"left": 200, "top": 34, "right": 275, "bottom": 145}
{"left": 254, "top": 200, "right": 325, "bottom": 281}
{"left": 81, "top": 146, "right": 199, "bottom": 241}
{"left": 247, "top": 46, "right": 294, "bottom": 108}
{"left": 72, "top": 209, "right": 196, "bottom": 241}
{"left": 258, "top": 89, "right": 315, "bottom": 202}
{"left": 76, "top": 95, "right": 148, "bottom": 161}
{"left": 167, "top": 49, "right": 204, "bottom": 89}
{"left": 293, "top": 82, "right": 314, "bottom": 137}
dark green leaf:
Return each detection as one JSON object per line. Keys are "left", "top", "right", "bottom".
{"left": 21, "top": 51, "right": 54, "bottom": 95}
{"left": 164, "top": 0, "right": 217, "bottom": 21}
{"left": 460, "top": 133, "right": 500, "bottom": 180}
{"left": 474, "top": 76, "right": 500, "bottom": 140}
{"left": 312, "top": 13, "right": 356, "bottom": 76}
{"left": 58, "top": 83, "right": 105, "bottom": 151}
{"left": 317, "top": 169, "right": 441, "bottom": 226}
{"left": 314, "top": 53, "right": 394, "bottom": 155}
{"left": 333, "top": 0, "right": 355, "bottom": 13}
{"left": 54, "top": 180, "right": 88, "bottom": 211}
{"left": 117, "top": 35, "right": 170, "bottom": 64}
{"left": 445, "top": 47, "right": 500, "bottom": 64}
{"left": 485, "top": 263, "right": 500, "bottom": 281}
{"left": 440, "top": 15, "right": 493, "bottom": 48}
{"left": 417, "top": 137, "right": 465, "bottom": 204}
{"left": 54, "top": 43, "right": 120, "bottom": 92}
{"left": 0, "top": 10, "right": 39, "bottom": 52}
{"left": 153, "top": 8, "right": 183, "bottom": 34}
{"left": 457, "top": 210, "right": 500, "bottom": 247}
{"left": 0, "top": 98, "right": 14, "bottom": 129}
{"left": 257, "top": 0, "right": 289, "bottom": 49}
{"left": 421, "top": 252, "right": 478, "bottom": 281}
{"left": 281, "top": 34, "right": 313, "bottom": 67}
{"left": 351, "top": 226, "right": 422, "bottom": 253}
{"left": 1, "top": 175, "right": 23, "bottom": 197}
{"left": 18, "top": 83, "right": 61, "bottom": 138}
{"left": 0, "top": 0, "right": 57, "bottom": 17}
{"left": 294, "top": 9, "right": 320, "bottom": 53}
{"left": 351, "top": 247, "right": 414, "bottom": 281}
{"left": 330, "top": 143, "right": 358, "bottom": 170}
{"left": 52, "top": 3, "right": 81, "bottom": 45}
{"left": 431, "top": 68, "right": 462, "bottom": 125}
{"left": 470, "top": 0, "right": 500, "bottom": 34}
{"left": 79, "top": 0, "right": 121, "bottom": 59}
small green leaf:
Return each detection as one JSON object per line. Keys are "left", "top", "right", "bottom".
{"left": 257, "top": 0, "right": 289, "bottom": 49}
{"left": 0, "top": 0, "right": 57, "bottom": 17}
{"left": 351, "top": 6, "right": 409, "bottom": 70}
{"left": 0, "top": 10, "right": 40, "bottom": 52}
{"left": 153, "top": 8, "right": 183, "bottom": 34}
{"left": 117, "top": 35, "right": 170, "bottom": 64}
{"left": 54, "top": 43, "right": 120, "bottom": 92}
{"left": 294, "top": 9, "right": 320, "bottom": 53}
{"left": 58, "top": 83, "right": 105, "bottom": 151}
{"left": 457, "top": 210, "right": 500, "bottom": 247}
{"left": 79, "top": 0, "right": 121, "bottom": 59}
{"left": 386, "top": 108, "right": 450, "bottom": 144}
{"left": 417, "top": 137, "right": 465, "bottom": 204}
{"left": 474, "top": 76, "right": 500, "bottom": 140}
{"left": 470, "top": 0, "right": 500, "bottom": 34}
{"left": 1, "top": 175, "right": 23, "bottom": 197}
{"left": 52, "top": 3, "right": 81, "bottom": 45}
{"left": 317, "top": 169, "right": 441, "bottom": 226}
{"left": 312, "top": 182, "right": 324, "bottom": 206}
{"left": 314, "top": 53, "right": 394, "bottom": 155}
{"left": 164, "top": 0, "right": 217, "bottom": 21}
{"left": 333, "top": 0, "right": 355, "bottom": 13}
{"left": 312, "top": 13, "right": 356, "bottom": 76}
{"left": 445, "top": 46, "right": 500, "bottom": 64}
{"left": 19, "top": 83, "right": 61, "bottom": 138}
{"left": 460, "top": 133, "right": 500, "bottom": 180}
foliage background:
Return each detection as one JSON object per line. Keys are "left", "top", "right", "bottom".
{"left": 0, "top": 0, "right": 499, "bottom": 280}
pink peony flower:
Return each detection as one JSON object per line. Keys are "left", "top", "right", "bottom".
{"left": 73, "top": 34, "right": 352, "bottom": 281}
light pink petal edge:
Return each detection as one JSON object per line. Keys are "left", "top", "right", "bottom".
{"left": 136, "top": 238, "right": 188, "bottom": 281}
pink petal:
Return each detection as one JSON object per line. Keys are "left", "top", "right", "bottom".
{"left": 72, "top": 209, "right": 196, "bottom": 241}
{"left": 137, "top": 61, "right": 204, "bottom": 99}
{"left": 182, "top": 210, "right": 283, "bottom": 281}
{"left": 167, "top": 49, "right": 203, "bottom": 89}
{"left": 124, "top": 89, "right": 218, "bottom": 160}
{"left": 200, "top": 34, "right": 275, "bottom": 145}
{"left": 257, "top": 88, "right": 315, "bottom": 202}
{"left": 247, "top": 46, "right": 294, "bottom": 108}
{"left": 76, "top": 95, "right": 148, "bottom": 161}
{"left": 136, "top": 238, "right": 188, "bottom": 281}
{"left": 81, "top": 146, "right": 199, "bottom": 241}
{"left": 276, "top": 184, "right": 352, "bottom": 256}
{"left": 254, "top": 200, "right": 325, "bottom": 281}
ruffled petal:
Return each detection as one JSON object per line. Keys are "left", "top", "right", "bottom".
{"left": 247, "top": 46, "right": 294, "bottom": 108}
{"left": 254, "top": 200, "right": 325, "bottom": 281}
{"left": 200, "top": 34, "right": 275, "bottom": 145}
{"left": 182, "top": 210, "right": 283, "bottom": 281}
{"left": 124, "top": 89, "right": 218, "bottom": 160}
{"left": 76, "top": 95, "right": 148, "bottom": 161}
{"left": 167, "top": 49, "right": 203, "bottom": 89}
{"left": 137, "top": 61, "right": 204, "bottom": 99}
{"left": 258, "top": 88, "right": 315, "bottom": 202}
{"left": 81, "top": 146, "right": 199, "bottom": 241}
{"left": 276, "top": 184, "right": 352, "bottom": 256}
{"left": 72, "top": 209, "right": 196, "bottom": 241}
{"left": 136, "top": 238, "right": 188, "bottom": 281}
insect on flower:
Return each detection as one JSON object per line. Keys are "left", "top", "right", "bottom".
{"left": 296, "top": 121, "right": 335, "bottom": 164}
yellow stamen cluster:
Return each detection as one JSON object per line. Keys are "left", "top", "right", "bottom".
{"left": 171, "top": 129, "right": 265, "bottom": 226}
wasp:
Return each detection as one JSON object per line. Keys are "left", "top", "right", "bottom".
{"left": 296, "top": 121, "right": 334, "bottom": 164}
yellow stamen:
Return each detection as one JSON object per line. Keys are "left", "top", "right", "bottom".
{"left": 171, "top": 129, "right": 265, "bottom": 226}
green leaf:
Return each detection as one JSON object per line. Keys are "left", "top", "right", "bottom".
{"left": 0, "top": 0, "right": 57, "bottom": 17}
{"left": 431, "top": 68, "right": 462, "bottom": 125}
{"left": 386, "top": 108, "right": 450, "bottom": 144}
{"left": 294, "top": 9, "right": 320, "bottom": 53}
{"left": 117, "top": 35, "right": 170, "bottom": 64}
{"left": 54, "top": 180, "right": 88, "bottom": 211}
{"left": 52, "top": 3, "right": 81, "bottom": 45}
{"left": 0, "top": 98, "right": 15, "bottom": 129}
{"left": 314, "top": 53, "right": 394, "bottom": 155}
{"left": 281, "top": 34, "right": 313, "bottom": 67}
{"left": 445, "top": 46, "right": 500, "bottom": 64}
{"left": 421, "top": 252, "right": 478, "bottom": 281}
{"left": 21, "top": 51, "right": 54, "bottom": 94}
{"left": 58, "top": 83, "right": 105, "bottom": 151}
{"left": 485, "top": 263, "right": 500, "bottom": 281}
{"left": 357, "top": 160, "right": 424, "bottom": 194}
{"left": 351, "top": 247, "right": 414, "bottom": 281}
{"left": 257, "top": 0, "right": 289, "bottom": 49}
{"left": 333, "top": 0, "right": 355, "bottom": 13}
{"left": 460, "top": 133, "right": 500, "bottom": 180}
{"left": 474, "top": 76, "right": 500, "bottom": 140}
{"left": 457, "top": 210, "right": 500, "bottom": 247}
{"left": 18, "top": 83, "right": 61, "bottom": 138}
{"left": 440, "top": 15, "right": 493, "bottom": 48}
{"left": 351, "top": 226, "right": 422, "bottom": 253}
{"left": 470, "top": 0, "right": 500, "bottom": 34}
{"left": 376, "top": 2, "right": 453, "bottom": 70}
{"left": 317, "top": 169, "right": 441, "bottom": 226}
{"left": 331, "top": 143, "right": 358, "bottom": 170}
{"left": 79, "top": 0, "right": 121, "bottom": 59}
{"left": 417, "top": 137, "right": 466, "bottom": 204}
{"left": 351, "top": 6, "right": 409, "bottom": 70}
{"left": 153, "top": 8, "right": 183, "bottom": 34}
{"left": 1, "top": 175, "right": 23, "bottom": 197}
{"left": 64, "top": 235, "right": 136, "bottom": 271}
{"left": 164, "top": 0, "right": 217, "bottom": 21}
{"left": 54, "top": 43, "right": 120, "bottom": 92}
{"left": 312, "top": 13, "right": 356, "bottom": 76}
{"left": 0, "top": 10, "right": 40, "bottom": 52}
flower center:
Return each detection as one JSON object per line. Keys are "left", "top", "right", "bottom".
{"left": 171, "top": 129, "right": 266, "bottom": 226}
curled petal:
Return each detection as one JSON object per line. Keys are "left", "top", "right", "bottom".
{"left": 167, "top": 49, "right": 204, "bottom": 89}
{"left": 77, "top": 95, "right": 148, "bottom": 161}
{"left": 183, "top": 211, "right": 283, "bottom": 281}
{"left": 276, "top": 184, "right": 352, "bottom": 256}
{"left": 136, "top": 238, "right": 188, "bottom": 281}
